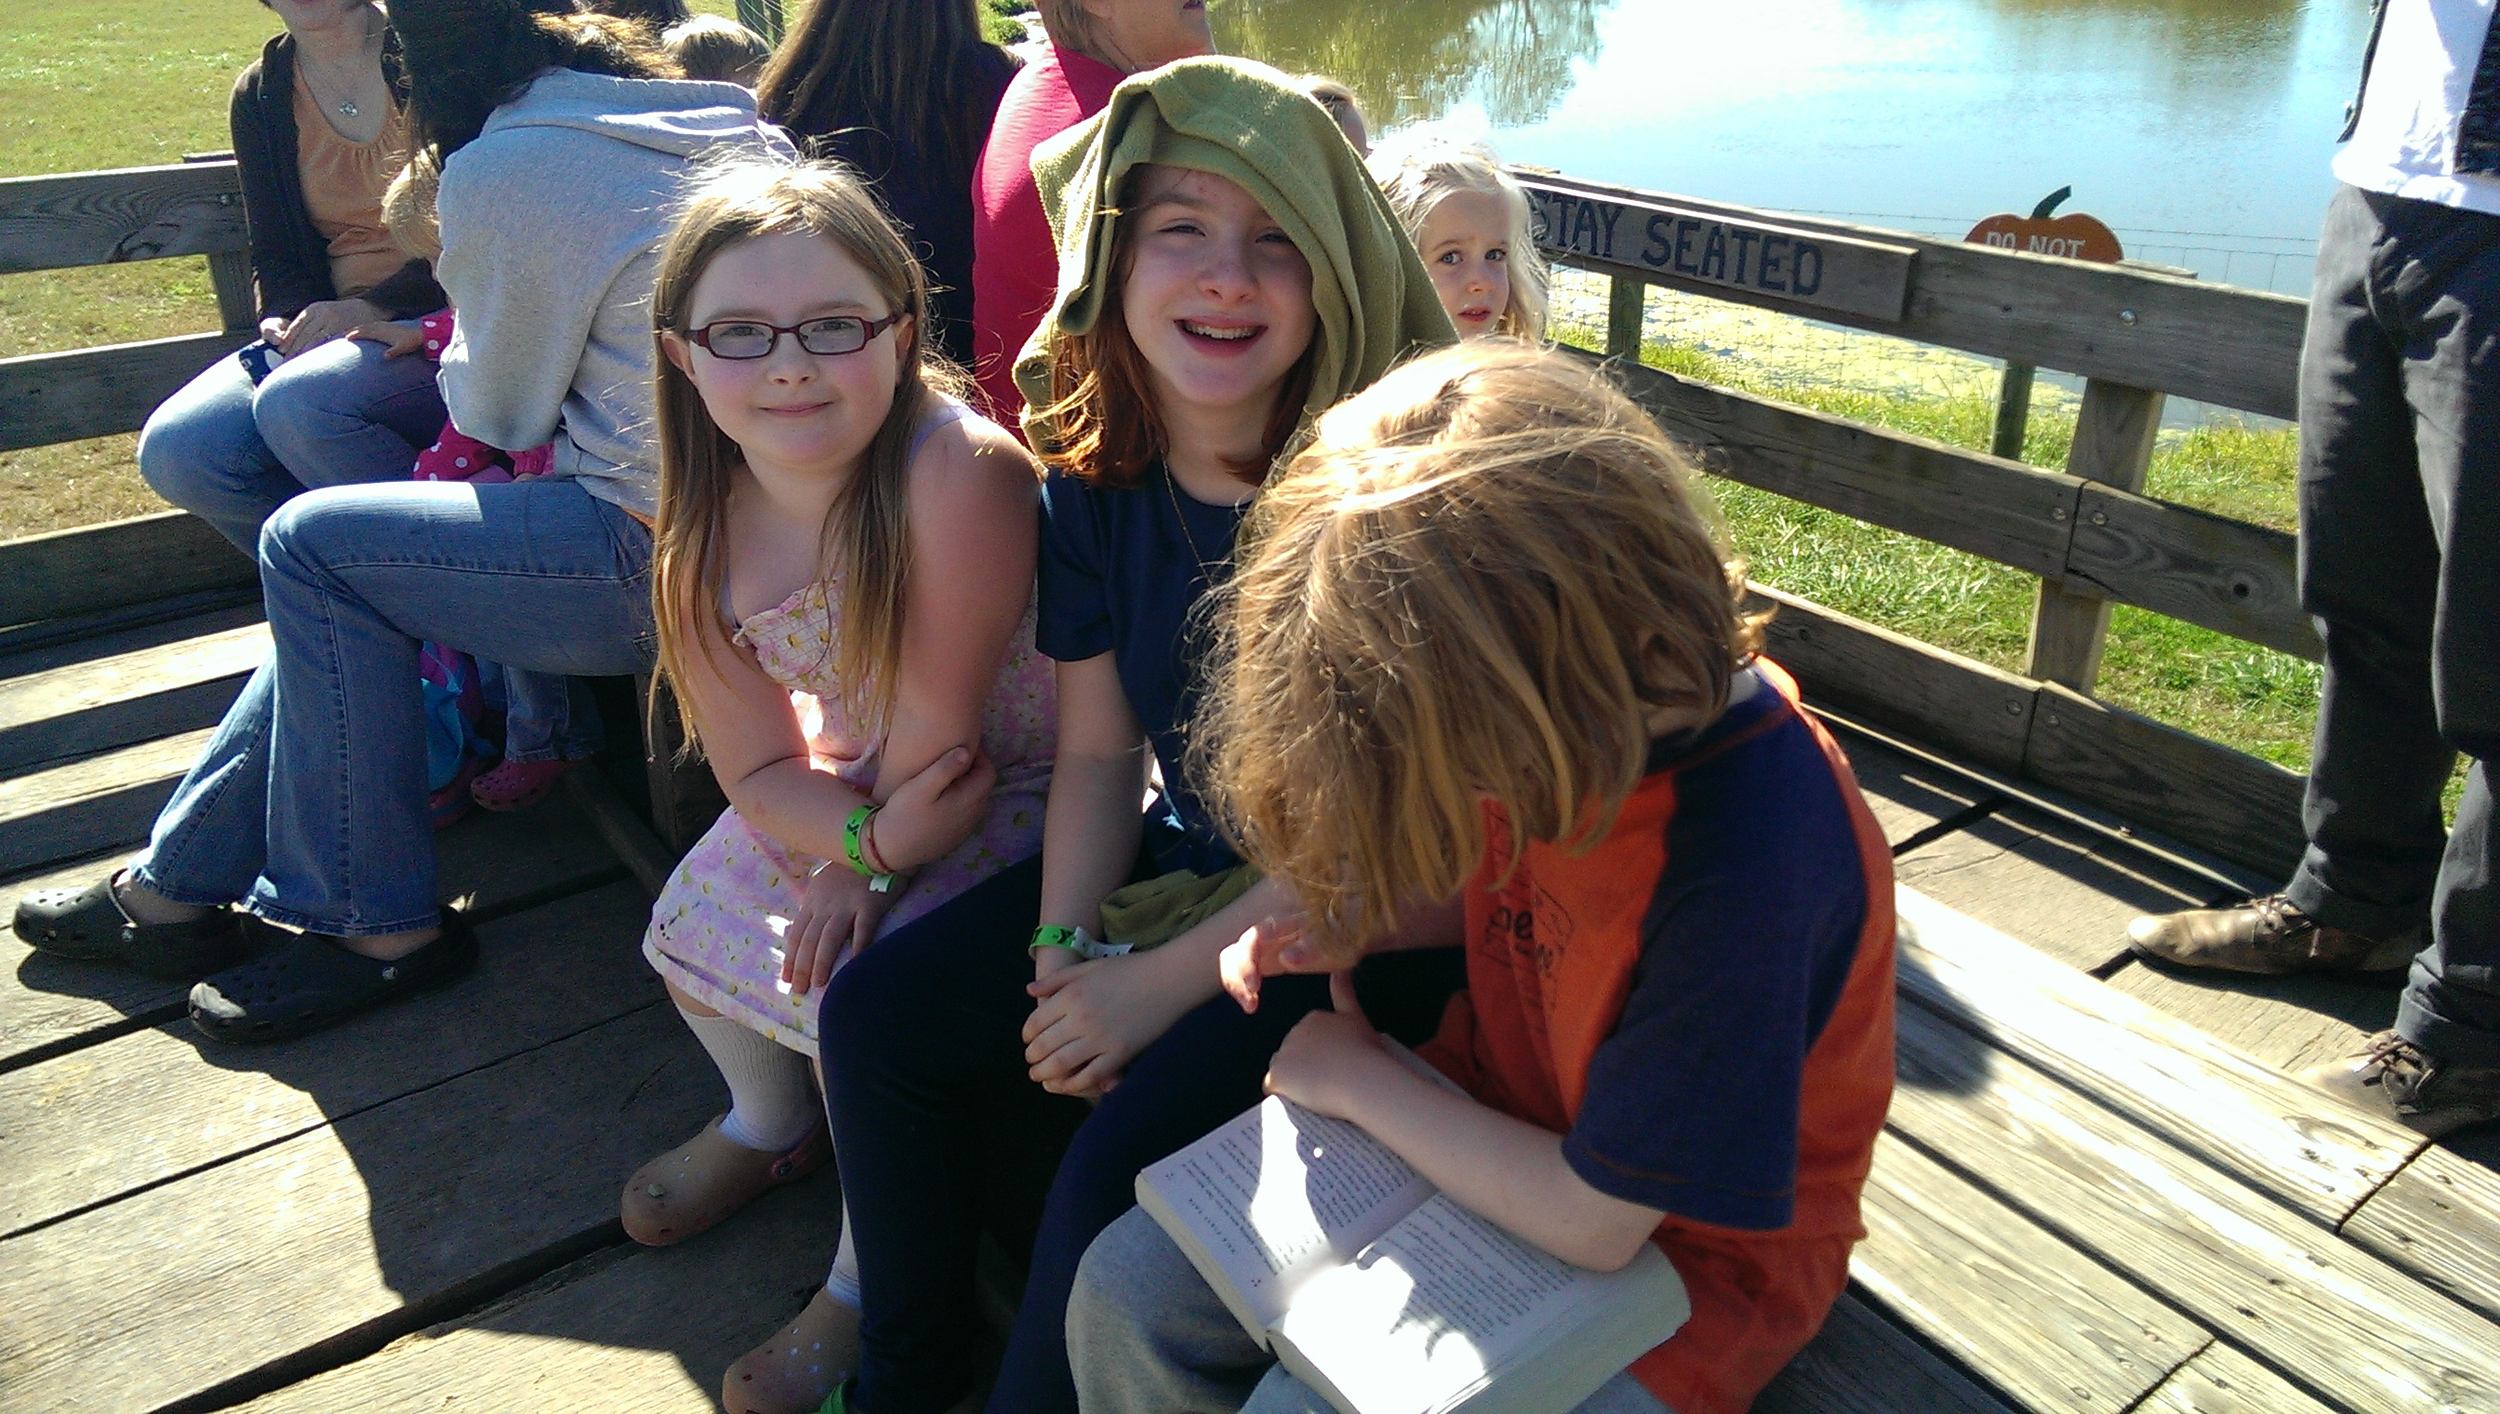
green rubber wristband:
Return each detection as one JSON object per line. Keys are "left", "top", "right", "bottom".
{"left": 842, "top": 804, "right": 880, "bottom": 879}
{"left": 1030, "top": 924, "right": 1091, "bottom": 954}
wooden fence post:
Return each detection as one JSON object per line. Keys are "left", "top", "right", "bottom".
{"left": 181, "top": 153, "right": 255, "bottom": 333}
{"left": 1606, "top": 276, "right": 1644, "bottom": 361}
{"left": 2024, "top": 378, "right": 2164, "bottom": 690}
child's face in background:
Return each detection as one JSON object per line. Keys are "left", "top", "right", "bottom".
{"left": 666, "top": 231, "right": 907, "bottom": 485}
{"left": 1417, "top": 189, "right": 1514, "bottom": 338}
{"left": 1121, "top": 167, "right": 1315, "bottom": 436}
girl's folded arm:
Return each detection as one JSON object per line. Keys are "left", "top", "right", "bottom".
{"left": 868, "top": 418, "right": 1042, "bottom": 866}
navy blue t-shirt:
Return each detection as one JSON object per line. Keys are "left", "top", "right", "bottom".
{"left": 1035, "top": 463, "right": 1247, "bottom": 877}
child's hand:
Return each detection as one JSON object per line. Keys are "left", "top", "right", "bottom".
{"left": 1219, "top": 912, "right": 1348, "bottom": 1013}
{"left": 873, "top": 746, "right": 995, "bottom": 871}
{"left": 1264, "top": 972, "right": 1393, "bottom": 1122}
{"left": 346, "top": 320, "right": 429, "bottom": 359}
{"left": 1022, "top": 953, "right": 1194, "bottom": 1098}
{"left": 785, "top": 864, "right": 896, "bottom": 996}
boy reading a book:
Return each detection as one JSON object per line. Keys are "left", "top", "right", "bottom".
{"left": 1066, "top": 343, "right": 1898, "bottom": 1414}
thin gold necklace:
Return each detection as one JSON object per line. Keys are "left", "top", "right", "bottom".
{"left": 1162, "top": 465, "right": 1235, "bottom": 582}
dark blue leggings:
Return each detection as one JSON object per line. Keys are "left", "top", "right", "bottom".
{"left": 818, "top": 855, "right": 1461, "bottom": 1414}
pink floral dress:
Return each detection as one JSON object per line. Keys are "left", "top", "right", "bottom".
{"left": 641, "top": 577, "right": 1057, "bottom": 1054}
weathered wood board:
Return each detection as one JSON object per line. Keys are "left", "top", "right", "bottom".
{"left": 0, "top": 724, "right": 216, "bottom": 873}
{"left": 1892, "top": 806, "right": 2213, "bottom": 970}
{"left": 238, "top": 1176, "right": 841, "bottom": 1414}
{"left": 2102, "top": 957, "right": 2392, "bottom": 1077}
{"left": 0, "top": 1003, "right": 716, "bottom": 1413}
{"left": 0, "top": 600, "right": 260, "bottom": 684}
{"left": 1822, "top": 722, "right": 2004, "bottom": 848}
{"left": 1889, "top": 993, "right": 2500, "bottom": 1411}
{"left": 2023, "top": 685, "right": 2307, "bottom": 882}
{"left": 0, "top": 160, "right": 248, "bottom": 274}
{"left": 1606, "top": 355, "right": 2080, "bottom": 577}
{"left": 2137, "top": 1341, "right": 2336, "bottom": 1414}
{"left": 1853, "top": 1133, "right": 2203, "bottom": 1410}
{"left": 0, "top": 332, "right": 250, "bottom": 454}
{"left": 0, "top": 510, "right": 253, "bottom": 627}
{"left": 1749, "top": 585, "right": 2039, "bottom": 776}
{"left": 1898, "top": 889, "right": 2418, "bottom": 1221}
{"left": 2342, "top": 1147, "right": 2500, "bottom": 1327}
{"left": 1757, "top": 1290, "right": 2018, "bottom": 1413}
{"left": 0, "top": 880, "right": 661, "bottom": 1236}
{"left": 0, "top": 620, "right": 265, "bottom": 773}
{"left": 2066, "top": 485, "right": 2313, "bottom": 661}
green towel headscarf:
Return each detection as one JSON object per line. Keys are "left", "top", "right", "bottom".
{"left": 1012, "top": 56, "right": 1457, "bottom": 449}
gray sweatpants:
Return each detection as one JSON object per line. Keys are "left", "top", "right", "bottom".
{"left": 1065, "top": 1205, "right": 1675, "bottom": 1414}
{"left": 2286, "top": 184, "right": 2500, "bottom": 1065}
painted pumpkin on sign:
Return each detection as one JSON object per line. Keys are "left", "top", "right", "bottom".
{"left": 1964, "top": 187, "right": 2122, "bottom": 264}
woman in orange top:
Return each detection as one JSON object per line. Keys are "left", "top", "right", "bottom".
{"left": 136, "top": 0, "right": 449, "bottom": 555}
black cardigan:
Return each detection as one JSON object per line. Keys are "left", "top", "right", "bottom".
{"left": 230, "top": 30, "right": 445, "bottom": 324}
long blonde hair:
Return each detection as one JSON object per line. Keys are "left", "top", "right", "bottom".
{"left": 1193, "top": 343, "right": 1766, "bottom": 948}
{"left": 647, "top": 159, "right": 966, "bottom": 751}
{"left": 1368, "top": 134, "right": 1549, "bottom": 341}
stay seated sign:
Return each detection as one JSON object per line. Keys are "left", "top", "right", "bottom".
{"left": 1519, "top": 178, "right": 1916, "bottom": 323}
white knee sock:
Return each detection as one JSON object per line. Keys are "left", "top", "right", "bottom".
{"left": 678, "top": 1003, "right": 820, "bottom": 1153}
{"left": 825, "top": 1207, "right": 862, "bottom": 1306}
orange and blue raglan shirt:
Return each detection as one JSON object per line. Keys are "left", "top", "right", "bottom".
{"left": 1416, "top": 659, "right": 1896, "bottom": 1414}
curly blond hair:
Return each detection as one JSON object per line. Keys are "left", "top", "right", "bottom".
{"left": 1192, "top": 342, "right": 1765, "bottom": 949}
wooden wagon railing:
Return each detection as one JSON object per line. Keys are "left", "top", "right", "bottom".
{"left": 1522, "top": 170, "right": 2314, "bottom": 879}
{"left": 0, "top": 158, "right": 261, "bottom": 627}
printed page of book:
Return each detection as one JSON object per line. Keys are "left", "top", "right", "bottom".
{"left": 1268, "top": 1192, "right": 1691, "bottom": 1414}
{"left": 1135, "top": 1094, "right": 1441, "bottom": 1337}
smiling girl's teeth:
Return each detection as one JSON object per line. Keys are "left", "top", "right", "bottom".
{"left": 1182, "top": 321, "right": 1257, "bottom": 340}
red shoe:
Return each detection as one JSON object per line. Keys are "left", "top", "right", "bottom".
{"left": 429, "top": 756, "right": 486, "bottom": 831}
{"left": 469, "top": 757, "right": 576, "bottom": 812}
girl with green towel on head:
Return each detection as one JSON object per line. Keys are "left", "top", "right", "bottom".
{"left": 807, "top": 57, "right": 1459, "bottom": 1414}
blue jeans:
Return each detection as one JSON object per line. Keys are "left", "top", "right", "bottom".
{"left": 137, "top": 330, "right": 449, "bottom": 555}
{"left": 130, "top": 477, "right": 654, "bottom": 936}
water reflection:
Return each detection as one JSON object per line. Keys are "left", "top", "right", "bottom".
{"left": 1219, "top": 0, "right": 2373, "bottom": 283}
{"left": 1211, "top": 0, "right": 1607, "bottom": 127}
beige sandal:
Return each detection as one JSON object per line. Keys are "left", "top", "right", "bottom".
{"left": 619, "top": 1116, "right": 829, "bottom": 1247}
{"left": 722, "top": 1286, "right": 863, "bottom": 1414}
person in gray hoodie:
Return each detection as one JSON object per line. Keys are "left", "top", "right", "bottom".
{"left": 11, "top": 1, "right": 795, "bottom": 1042}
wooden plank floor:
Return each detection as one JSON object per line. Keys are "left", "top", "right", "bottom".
{"left": 2, "top": 606, "right": 2494, "bottom": 1411}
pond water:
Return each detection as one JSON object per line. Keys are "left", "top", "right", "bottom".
{"left": 1216, "top": 0, "right": 2373, "bottom": 295}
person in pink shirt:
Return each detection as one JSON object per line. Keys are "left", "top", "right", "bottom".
{"left": 968, "top": 0, "right": 1214, "bottom": 423}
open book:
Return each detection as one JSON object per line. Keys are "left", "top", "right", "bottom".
{"left": 1135, "top": 1083, "right": 1690, "bottom": 1414}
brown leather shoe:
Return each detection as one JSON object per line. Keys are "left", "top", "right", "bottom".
{"left": 2301, "top": 1031, "right": 2500, "bottom": 1139}
{"left": 723, "top": 1286, "right": 861, "bottom": 1414}
{"left": 2124, "top": 894, "right": 2420, "bottom": 975}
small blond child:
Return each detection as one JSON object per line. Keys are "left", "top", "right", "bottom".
{"left": 1369, "top": 131, "right": 1549, "bottom": 340}
{"left": 663, "top": 13, "right": 773, "bottom": 86}
{"left": 1066, "top": 343, "right": 1897, "bottom": 1414}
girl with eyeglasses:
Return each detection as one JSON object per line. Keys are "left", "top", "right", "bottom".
{"left": 627, "top": 159, "right": 1057, "bottom": 1413}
